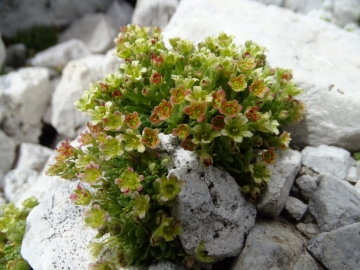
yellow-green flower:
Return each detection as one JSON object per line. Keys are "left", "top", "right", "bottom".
{"left": 249, "top": 161, "right": 271, "bottom": 184}
{"left": 155, "top": 174, "right": 184, "bottom": 203}
{"left": 120, "top": 60, "right": 147, "bottom": 82}
{"left": 120, "top": 129, "right": 145, "bottom": 153}
{"left": 98, "top": 135, "right": 124, "bottom": 161}
{"left": 115, "top": 167, "right": 144, "bottom": 195}
{"left": 192, "top": 124, "right": 221, "bottom": 144}
{"left": 153, "top": 217, "right": 182, "bottom": 241}
{"left": 130, "top": 191, "right": 150, "bottom": 219}
{"left": 221, "top": 115, "right": 252, "bottom": 143}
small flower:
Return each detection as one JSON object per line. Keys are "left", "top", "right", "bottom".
{"left": 183, "top": 101, "right": 208, "bottom": 123}
{"left": 245, "top": 106, "right": 261, "bottom": 122}
{"left": 77, "top": 161, "right": 102, "bottom": 184}
{"left": 151, "top": 54, "right": 164, "bottom": 69}
{"left": 120, "top": 60, "right": 147, "bottom": 82}
{"left": 102, "top": 111, "right": 125, "bottom": 131}
{"left": 77, "top": 131, "right": 93, "bottom": 148}
{"left": 84, "top": 204, "right": 108, "bottom": 229}
{"left": 170, "top": 85, "right": 187, "bottom": 104}
{"left": 262, "top": 147, "right": 278, "bottom": 165}
{"left": 211, "top": 89, "right": 226, "bottom": 109}
{"left": 154, "top": 99, "right": 173, "bottom": 120}
{"left": 153, "top": 217, "right": 182, "bottom": 241}
{"left": 237, "top": 56, "right": 256, "bottom": 71}
{"left": 70, "top": 183, "right": 92, "bottom": 205}
{"left": 221, "top": 115, "right": 253, "bottom": 143}
{"left": 251, "top": 135, "right": 263, "bottom": 147}
{"left": 115, "top": 167, "right": 144, "bottom": 195}
{"left": 88, "top": 242, "right": 106, "bottom": 260}
{"left": 192, "top": 124, "right": 221, "bottom": 144}
{"left": 155, "top": 173, "right": 185, "bottom": 203}
{"left": 98, "top": 135, "right": 124, "bottom": 161}
{"left": 87, "top": 102, "right": 113, "bottom": 125}
{"left": 149, "top": 112, "right": 163, "bottom": 125}
{"left": 256, "top": 112, "right": 280, "bottom": 135}
{"left": 228, "top": 74, "right": 247, "bottom": 92}
{"left": 120, "top": 129, "right": 145, "bottom": 153}
{"left": 172, "top": 124, "right": 190, "bottom": 140}
{"left": 249, "top": 161, "right": 271, "bottom": 184}
{"left": 211, "top": 115, "right": 225, "bottom": 130}
{"left": 181, "top": 138, "right": 197, "bottom": 151}
{"left": 130, "top": 191, "right": 150, "bottom": 219}
{"left": 125, "top": 111, "right": 141, "bottom": 129}
{"left": 141, "top": 127, "right": 160, "bottom": 149}
{"left": 219, "top": 99, "right": 242, "bottom": 118}
{"left": 249, "top": 79, "right": 269, "bottom": 98}
{"left": 185, "top": 86, "right": 213, "bottom": 103}
{"left": 151, "top": 72, "right": 162, "bottom": 84}
{"left": 55, "top": 139, "right": 76, "bottom": 161}
{"left": 200, "top": 152, "right": 213, "bottom": 167}
{"left": 279, "top": 131, "right": 291, "bottom": 150}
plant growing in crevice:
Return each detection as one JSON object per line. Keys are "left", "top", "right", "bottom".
{"left": 47, "top": 24, "right": 303, "bottom": 268}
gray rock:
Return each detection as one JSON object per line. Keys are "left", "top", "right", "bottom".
{"left": 0, "top": 130, "right": 16, "bottom": 188}
{"left": 0, "top": 0, "right": 113, "bottom": 38}
{"left": 163, "top": 0, "right": 360, "bottom": 151}
{"left": 333, "top": 0, "right": 360, "bottom": 27}
{"left": 232, "top": 217, "right": 322, "bottom": 270}
{"left": 102, "top": 48, "right": 124, "bottom": 76}
{"left": 283, "top": 0, "right": 323, "bottom": 14}
{"left": 171, "top": 148, "right": 256, "bottom": 262}
{"left": 295, "top": 175, "right": 318, "bottom": 202}
{"left": 5, "top": 43, "right": 26, "bottom": 68}
{"left": 298, "top": 166, "right": 317, "bottom": 177}
{"left": 307, "top": 222, "right": 360, "bottom": 270}
{"left": 296, "top": 223, "right": 321, "bottom": 239}
{"left": 302, "top": 145, "right": 351, "bottom": 180}
{"left": 284, "top": 196, "right": 307, "bottom": 221}
{"left": 148, "top": 261, "right": 186, "bottom": 270}
{"left": 293, "top": 251, "right": 325, "bottom": 270}
{"left": 0, "top": 32, "right": 4, "bottom": 68}
{"left": 29, "top": 39, "right": 91, "bottom": 69}
{"left": 0, "top": 192, "right": 6, "bottom": 206}
{"left": 106, "top": 0, "right": 134, "bottom": 29}
{"left": 0, "top": 67, "right": 50, "bottom": 144}
{"left": 308, "top": 173, "right": 360, "bottom": 232}
{"left": 257, "top": 150, "right": 302, "bottom": 217}
{"left": 16, "top": 143, "right": 54, "bottom": 172}
{"left": 51, "top": 55, "right": 105, "bottom": 138}
{"left": 21, "top": 179, "right": 98, "bottom": 270}
{"left": 59, "top": 13, "right": 118, "bottom": 54}
{"left": 345, "top": 165, "right": 358, "bottom": 183}
{"left": 132, "top": 0, "right": 178, "bottom": 29}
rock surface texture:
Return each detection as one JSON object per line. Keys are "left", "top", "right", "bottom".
{"left": 163, "top": 0, "right": 360, "bottom": 151}
{"left": 308, "top": 174, "right": 360, "bottom": 232}
{"left": 171, "top": 148, "right": 256, "bottom": 261}
{"left": 0, "top": 130, "right": 16, "bottom": 187}
{"left": 16, "top": 143, "right": 54, "bottom": 172}
{"left": 307, "top": 222, "right": 360, "bottom": 270}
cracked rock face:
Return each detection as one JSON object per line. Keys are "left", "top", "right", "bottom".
{"left": 171, "top": 148, "right": 256, "bottom": 262}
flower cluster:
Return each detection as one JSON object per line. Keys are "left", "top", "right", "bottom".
{"left": 47, "top": 25, "right": 304, "bottom": 269}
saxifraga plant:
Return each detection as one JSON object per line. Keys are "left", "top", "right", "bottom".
{"left": 0, "top": 197, "right": 38, "bottom": 270}
{"left": 47, "top": 25, "right": 304, "bottom": 269}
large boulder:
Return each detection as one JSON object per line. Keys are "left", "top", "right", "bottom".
{"left": 0, "top": 67, "right": 50, "bottom": 144}
{"left": 29, "top": 39, "right": 91, "bottom": 69}
{"left": 16, "top": 142, "right": 54, "bottom": 172}
{"left": 307, "top": 222, "right": 360, "bottom": 270}
{"left": 171, "top": 148, "right": 256, "bottom": 262}
{"left": 0, "top": 0, "right": 113, "bottom": 38}
{"left": 51, "top": 55, "right": 106, "bottom": 139}
{"left": 163, "top": 0, "right": 360, "bottom": 151}
{"left": 59, "top": 13, "right": 118, "bottom": 54}
{"left": 106, "top": 0, "right": 134, "bottom": 29}
{"left": 308, "top": 174, "right": 360, "bottom": 232}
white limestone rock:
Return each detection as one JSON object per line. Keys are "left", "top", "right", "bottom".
{"left": 3, "top": 169, "right": 40, "bottom": 206}
{"left": 0, "top": 130, "right": 16, "bottom": 188}
{"left": 0, "top": 32, "right": 4, "bottom": 68}
{"left": 284, "top": 196, "right": 307, "bottom": 221}
{"left": 51, "top": 55, "right": 106, "bottom": 139}
{"left": 283, "top": 0, "right": 323, "bottom": 14}
{"left": 132, "top": 0, "right": 178, "bottom": 29}
{"left": 332, "top": 0, "right": 360, "bottom": 27}
{"left": 295, "top": 175, "right": 318, "bottom": 202}
{"left": 16, "top": 143, "right": 54, "bottom": 172}
{"left": 257, "top": 150, "right": 302, "bottom": 217}
{"left": 59, "top": 13, "right": 118, "bottom": 54}
{"left": 345, "top": 165, "right": 358, "bottom": 183}
{"left": 296, "top": 223, "right": 321, "bottom": 239}
{"left": 307, "top": 222, "right": 360, "bottom": 269}
{"left": 0, "top": 0, "right": 113, "bottom": 38}
{"left": 102, "top": 49, "right": 124, "bottom": 76}
{"left": 163, "top": 0, "right": 360, "bottom": 151}
{"left": 0, "top": 67, "right": 50, "bottom": 144}
{"left": 253, "top": 0, "right": 283, "bottom": 6}
{"left": 232, "top": 217, "right": 324, "bottom": 270}
{"left": 148, "top": 261, "right": 186, "bottom": 270}
{"left": 302, "top": 145, "right": 351, "bottom": 180}
{"left": 29, "top": 39, "right": 91, "bottom": 69}
{"left": 106, "top": 0, "right": 134, "bottom": 29}
{"left": 308, "top": 173, "right": 360, "bottom": 232}
{"left": 171, "top": 148, "right": 256, "bottom": 262}
{"left": 21, "top": 179, "right": 98, "bottom": 270}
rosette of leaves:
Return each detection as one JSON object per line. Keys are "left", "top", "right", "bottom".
{"left": 0, "top": 197, "right": 38, "bottom": 270}
{"left": 47, "top": 25, "right": 304, "bottom": 269}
